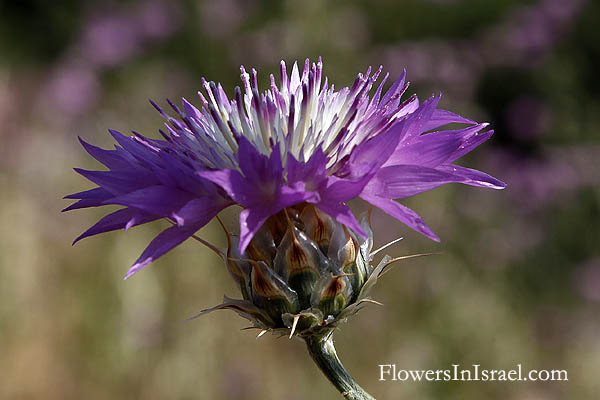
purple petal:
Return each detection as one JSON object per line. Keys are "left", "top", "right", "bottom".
{"left": 78, "top": 137, "right": 133, "bottom": 170}
{"left": 364, "top": 165, "right": 463, "bottom": 199}
{"left": 324, "top": 175, "right": 372, "bottom": 203}
{"left": 384, "top": 132, "right": 463, "bottom": 168}
{"left": 182, "top": 97, "right": 203, "bottom": 121}
{"left": 124, "top": 198, "right": 227, "bottom": 279}
{"left": 238, "top": 208, "right": 271, "bottom": 254}
{"left": 361, "top": 194, "right": 440, "bottom": 242}
{"left": 420, "top": 109, "right": 476, "bottom": 132}
{"left": 237, "top": 186, "right": 319, "bottom": 253}
{"left": 64, "top": 187, "right": 112, "bottom": 200}
{"left": 337, "top": 121, "right": 403, "bottom": 179}
{"left": 436, "top": 165, "right": 506, "bottom": 189}
{"left": 63, "top": 187, "right": 113, "bottom": 211}
{"left": 197, "top": 168, "right": 248, "bottom": 204}
{"left": 368, "top": 72, "right": 389, "bottom": 111}
{"left": 124, "top": 223, "right": 203, "bottom": 279}
{"left": 380, "top": 70, "right": 406, "bottom": 108}
{"left": 103, "top": 185, "right": 195, "bottom": 216}
{"left": 397, "top": 94, "right": 441, "bottom": 144}
{"left": 172, "top": 197, "right": 231, "bottom": 227}
{"left": 317, "top": 202, "right": 366, "bottom": 237}
{"left": 73, "top": 168, "right": 156, "bottom": 195}
{"left": 109, "top": 129, "right": 161, "bottom": 166}
{"left": 157, "top": 151, "right": 216, "bottom": 196}
{"left": 386, "top": 122, "right": 490, "bottom": 169}
{"left": 237, "top": 136, "right": 283, "bottom": 185}
{"left": 286, "top": 150, "right": 327, "bottom": 184}
{"left": 447, "top": 130, "right": 494, "bottom": 163}
{"left": 73, "top": 208, "right": 159, "bottom": 244}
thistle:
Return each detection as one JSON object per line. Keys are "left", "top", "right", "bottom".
{"left": 65, "top": 58, "right": 505, "bottom": 399}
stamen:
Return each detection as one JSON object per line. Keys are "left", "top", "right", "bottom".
{"left": 280, "top": 60, "right": 288, "bottom": 93}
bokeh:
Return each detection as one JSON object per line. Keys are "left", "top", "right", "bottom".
{"left": 1, "top": 0, "right": 599, "bottom": 399}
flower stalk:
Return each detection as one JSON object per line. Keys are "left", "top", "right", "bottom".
{"left": 305, "top": 333, "right": 375, "bottom": 400}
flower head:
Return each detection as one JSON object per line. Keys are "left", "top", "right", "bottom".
{"left": 65, "top": 58, "right": 504, "bottom": 279}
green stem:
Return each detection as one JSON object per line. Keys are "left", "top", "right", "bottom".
{"left": 305, "top": 333, "right": 376, "bottom": 400}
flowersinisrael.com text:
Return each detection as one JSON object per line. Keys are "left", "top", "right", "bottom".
{"left": 379, "top": 364, "right": 568, "bottom": 382}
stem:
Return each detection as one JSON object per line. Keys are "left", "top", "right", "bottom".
{"left": 305, "top": 334, "right": 376, "bottom": 400}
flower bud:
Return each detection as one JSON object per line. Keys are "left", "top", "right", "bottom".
{"left": 204, "top": 204, "right": 382, "bottom": 338}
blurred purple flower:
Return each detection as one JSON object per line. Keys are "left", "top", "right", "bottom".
{"left": 65, "top": 59, "right": 504, "bottom": 278}
{"left": 79, "top": 1, "right": 179, "bottom": 68}
{"left": 44, "top": 64, "right": 100, "bottom": 115}
{"left": 82, "top": 14, "right": 141, "bottom": 67}
{"left": 136, "top": 0, "right": 177, "bottom": 39}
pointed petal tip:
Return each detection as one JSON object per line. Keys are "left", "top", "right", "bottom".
{"left": 72, "top": 234, "right": 84, "bottom": 246}
{"left": 124, "top": 261, "right": 147, "bottom": 280}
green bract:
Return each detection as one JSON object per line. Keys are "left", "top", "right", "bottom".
{"left": 194, "top": 204, "right": 390, "bottom": 339}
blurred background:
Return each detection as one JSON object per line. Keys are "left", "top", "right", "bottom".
{"left": 1, "top": 0, "right": 599, "bottom": 398}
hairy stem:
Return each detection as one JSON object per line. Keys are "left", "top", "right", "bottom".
{"left": 305, "top": 334, "right": 376, "bottom": 400}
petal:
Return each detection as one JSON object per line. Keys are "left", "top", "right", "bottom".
{"left": 74, "top": 168, "right": 156, "bottom": 195}
{"left": 78, "top": 137, "right": 133, "bottom": 170}
{"left": 385, "top": 123, "right": 491, "bottom": 168}
{"left": 238, "top": 208, "right": 271, "bottom": 254}
{"left": 172, "top": 197, "right": 232, "bottom": 226}
{"left": 124, "top": 223, "right": 203, "bottom": 279}
{"left": 238, "top": 186, "right": 319, "bottom": 253}
{"left": 437, "top": 165, "right": 506, "bottom": 189}
{"left": 64, "top": 187, "right": 112, "bottom": 200}
{"left": 337, "top": 121, "right": 403, "bottom": 179}
{"left": 380, "top": 70, "right": 406, "bottom": 108}
{"left": 197, "top": 168, "right": 252, "bottom": 205}
{"left": 364, "top": 165, "right": 463, "bottom": 199}
{"left": 124, "top": 198, "right": 226, "bottom": 279}
{"left": 367, "top": 71, "right": 389, "bottom": 110}
{"left": 237, "top": 136, "right": 283, "bottom": 186}
{"left": 447, "top": 130, "right": 494, "bottom": 163}
{"left": 286, "top": 150, "right": 327, "bottom": 184}
{"left": 158, "top": 151, "right": 216, "bottom": 196}
{"left": 384, "top": 133, "right": 463, "bottom": 168}
{"left": 361, "top": 194, "right": 440, "bottom": 242}
{"left": 63, "top": 187, "right": 113, "bottom": 211}
{"left": 324, "top": 175, "right": 372, "bottom": 203}
{"left": 103, "top": 185, "right": 195, "bottom": 216}
{"left": 73, "top": 208, "right": 159, "bottom": 244}
{"left": 316, "top": 202, "right": 366, "bottom": 237}
{"left": 420, "top": 109, "right": 476, "bottom": 132}
{"left": 396, "top": 94, "right": 442, "bottom": 144}
{"left": 109, "top": 129, "right": 161, "bottom": 166}
{"left": 182, "top": 97, "right": 203, "bottom": 121}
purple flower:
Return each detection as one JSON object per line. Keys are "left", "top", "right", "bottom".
{"left": 65, "top": 58, "right": 504, "bottom": 278}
